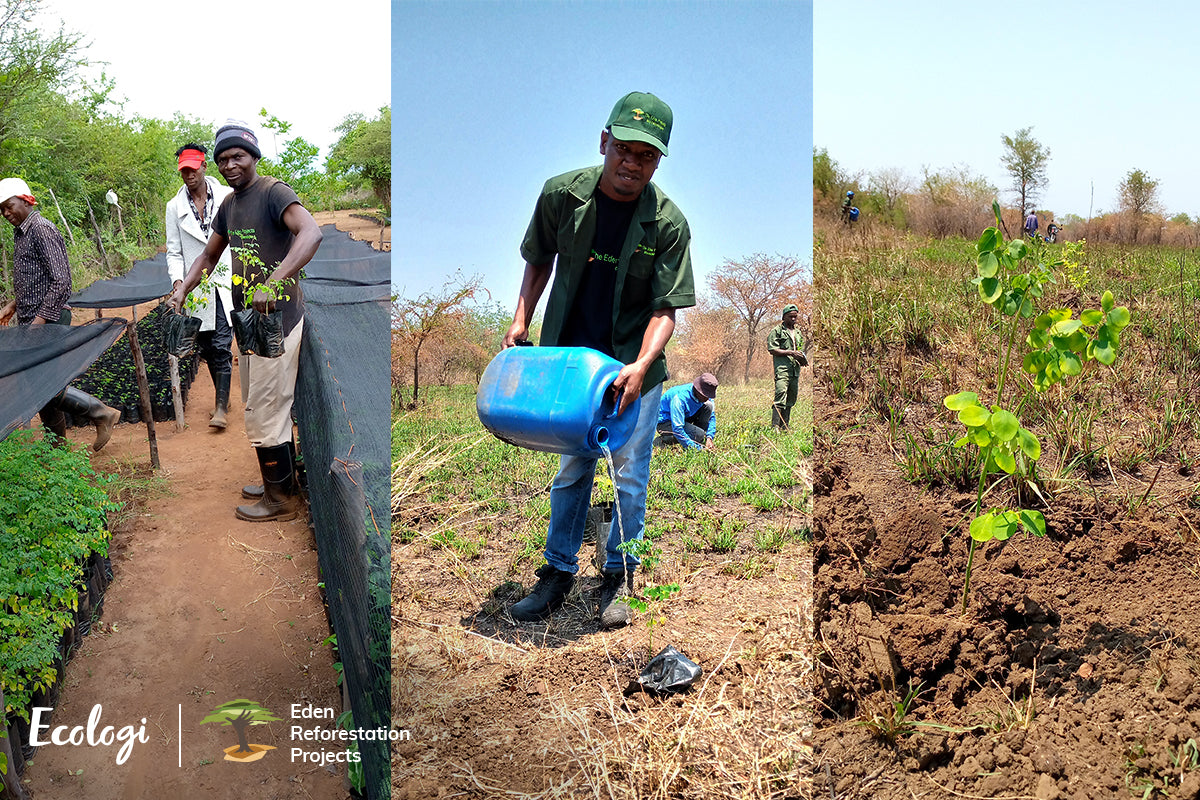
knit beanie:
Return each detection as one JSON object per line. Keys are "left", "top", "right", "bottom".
{"left": 213, "top": 121, "right": 262, "bottom": 160}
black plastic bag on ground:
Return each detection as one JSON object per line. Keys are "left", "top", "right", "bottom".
{"left": 232, "top": 307, "right": 285, "bottom": 358}
{"left": 626, "top": 645, "right": 703, "bottom": 696}
{"left": 164, "top": 311, "right": 202, "bottom": 358}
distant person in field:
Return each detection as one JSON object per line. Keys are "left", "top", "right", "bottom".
{"left": 1024, "top": 210, "right": 1039, "bottom": 239}
{"left": 655, "top": 372, "right": 718, "bottom": 450}
{"left": 0, "top": 177, "right": 122, "bottom": 450}
{"left": 768, "top": 304, "right": 807, "bottom": 430}
{"left": 501, "top": 91, "right": 695, "bottom": 628}
{"left": 166, "top": 142, "right": 235, "bottom": 430}
{"left": 169, "top": 121, "right": 323, "bottom": 523}
{"left": 841, "top": 190, "right": 855, "bottom": 224}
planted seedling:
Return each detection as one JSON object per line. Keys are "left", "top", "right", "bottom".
{"left": 950, "top": 202, "right": 1130, "bottom": 613}
{"left": 625, "top": 582, "right": 680, "bottom": 655}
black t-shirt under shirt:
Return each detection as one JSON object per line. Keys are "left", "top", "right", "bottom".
{"left": 559, "top": 189, "right": 637, "bottom": 356}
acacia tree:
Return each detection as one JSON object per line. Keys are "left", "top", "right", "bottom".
{"left": 393, "top": 272, "right": 483, "bottom": 406}
{"left": 708, "top": 254, "right": 809, "bottom": 383}
{"left": 1000, "top": 127, "right": 1050, "bottom": 220}
{"left": 329, "top": 106, "right": 391, "bottom": 209}
{"left": 200, "top": 700, "right": 281, "bottom": 755}
{"left": 1118, "top": 168, "right": 1160, "bottom": 244}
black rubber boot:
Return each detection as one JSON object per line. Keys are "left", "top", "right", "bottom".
{"left": 782, "top": 406, "right": 792, "bottom": 429}
{"left": 38, "top": 402, "right": 68, "bottom": 447}
{"left": 771, "top": 405, "right": 786, "bottom": 430}
{"left": 209, "top": 369, "right": 231, "bottom": 430}
{"left": 235, "top": 443, "right": 298, "bottom": 522}
{"left": 510, "top": 564, "right": 575, "bottom": 622}
{"left": 59, "top": 387, "right": 122, "bottom": 451}
{"left": 598, "top": 568, "right": 635, "bottom": 629}
{"left": 242, "top": 439, "right": 297, "bottom": 499}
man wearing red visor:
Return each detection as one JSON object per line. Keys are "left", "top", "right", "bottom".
{"left": 0, "top": 176, "right": 122, "bottom": 450}
{"left": 166, "top": 143, "right": 235, "bottom": 428}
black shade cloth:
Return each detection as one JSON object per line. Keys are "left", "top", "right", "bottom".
{"left": 0, "top": 319, "right": 126, "bottom": 440}
{"left": 69, "top": 252, "right": 171, "bottom": 309}
{"left": 294, "top": 225, "right": 390, "bottom": 800}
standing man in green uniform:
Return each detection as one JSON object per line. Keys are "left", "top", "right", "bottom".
{"left": 502, "top": 91, "right": 695, "bottom": 628}
{"left": 768, "top": 303, "right": 806, "bottom": 430}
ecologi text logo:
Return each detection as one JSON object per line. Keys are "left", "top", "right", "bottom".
{"left": 201, "top": 700, "right": 281, "bottom": 762}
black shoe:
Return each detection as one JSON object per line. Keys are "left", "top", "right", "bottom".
{"left": 598, "top": 568, "right": 635, "bottom": 629}
{"left": 235, "top": 443, "right": 298, "bottom": 522}
{"left": 510, "top": 564, "right": 574, "bottom": 622}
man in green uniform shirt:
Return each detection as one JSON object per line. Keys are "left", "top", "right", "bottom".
{"left": 768, "top": 303, "right": 806, "bottom": 430}
{"left": 502, "top": 91, "right": 695, "bottom": 628}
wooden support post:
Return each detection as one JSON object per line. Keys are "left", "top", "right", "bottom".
{"left": 128, "top": 306, "right": 160, "bottom": 469}
{"left": 168, "top": 353, "right": 184, "bottom": 432}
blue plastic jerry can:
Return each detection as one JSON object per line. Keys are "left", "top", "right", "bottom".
{"left": 475, "top": 346, "right": 642, "bottom": 457}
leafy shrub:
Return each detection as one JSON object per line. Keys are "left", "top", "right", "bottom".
{"left": 0, "top": 431, "right": 118, "bottom": 720}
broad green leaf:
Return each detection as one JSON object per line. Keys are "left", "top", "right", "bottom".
{"left": 1011, "top": 274, "right": 1030, "bottom": 291}
{"left": 969, "top": 513, "right": 995, "bottom": 542}
{"left": 1027, "top": 328, "right": 1049, "bottom": 349}
{"left": 977, "top": 250, "right": 999, "bottom": 278}
{"left": 969, "top": 426, "right": 993, "bottom": 446}
{"left": 1022, "top": 351, "right": 1039, "bottom": 373}
{"left": 953, "top": 435, "right": 970, "bottom": 448}
{"left": 1007, "top": 239, "right": 1028, "bottom": 261}
{"left": 1047, "top": 308, "right": 1072, "bottom": 322}
{"left": 992, "top": 510, "right": 1020, "bottom": 541}
{"left": 988, "top": 409, "right": 1020, "bottom": 441}
{"left": 1020, "top": 297, "right": 1036, "bottom": 318}
{"left": 1016, "top": 427, "right": 1041, "bottom": 460}
{"left": 1050, "top": 318, "right": 1082, "bottom": 336}
{"left": 978, "top": 227, "right": 1001, "bottom": 252}
{"left": 1107, "top": 306, "right": 1131, "bottom": 330}
{"left": 979, "top": 277, "right": 1003, "bottom": 303}
{"left": 1059, "top": 351, "right": 1082, "bottom": 376}
{"left": 944, "top": 391, "right": 979, "bottom": 411}
{"left": 1080, "top": 309, "right": 1103, "bottom": 326}
{"left": 1001, "top": 291, "right": 1021, "bottom": 317}
{"left": 958, "top": 405, "right": 990, "bottom": 427}
{"left": 994, "top": 446, "right": 1016, "bottom": 474}
{"left": 1093, "top": 330, "right": 1117, "bottom": 365}
{"left": 1101, "top": 290, "right": 1114, "bottom": 313}
{"left": 992, "top": 200, "right": 1002, "bottom": 227}
{"left": 1019, "top": 509, "right": 1047, "bottom": 537}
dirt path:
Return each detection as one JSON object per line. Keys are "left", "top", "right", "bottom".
{"left": 19, "top": 363, "right": 352, "bottom": 799}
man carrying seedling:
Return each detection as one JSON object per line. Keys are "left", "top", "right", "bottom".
{"left": 767, "top": 304, "right": 806, "bottom": 430}
{"left": 0, "top": 177, "right": 122, "bottom": 450}
{"left": 502, "top": 91, "right": 695, "bottom": 628}
{"left": 655, "top": 373, "right": 718, "bottom": 450}
{"left": 165, "top": 142, "right": 235, "bottom": 430}
{"left": 168, "top": 121, "right": 323, "bottom": 522}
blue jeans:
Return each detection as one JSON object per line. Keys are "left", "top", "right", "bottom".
{"left": 543, "top": 383, "right": 662, "bottom": 574}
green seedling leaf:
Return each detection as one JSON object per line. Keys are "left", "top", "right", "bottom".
{"left": 1016, "top": 427, "right": 1041, "bottom": 460}
{"left": 993, "top": 446, "right": 1017, "bottom": 474}
{"left": 969, "top": 513, "right": 995, "bottom": 542}
{"left": 1027, "top": 328, "right": 1049, "bottom": 350}
{"left": 1050, "top": 318, "right": 1082, "bottom": 337}
{"left": 953, "top": 435, "right": 970, "bottom": 448}
{"left": 1059, "top": 351, "right": 1082, "bottom": 376}
{"left": 988, "top": 408, "right": 1019, "bottom": 441}
{"left": 958, "top": 405, "right": 990, "bottom": 427}
{"left": 1101, "top": 290, "right": 1114, "bottom": 313}
{"left": 978, "top": 277, "right": 1003, "bottom": 304}
{"left": 969, "top": 426, "right": 992, "bottom": 447}
{"left": 1019, "top": 509, "right": 1047, "bottom": 537}
{"left": 944, "top": 391, "right": 979, "bottom": 411}
{"left": 992, "top": 510, "right": 1020, "bottom": 541}
{"left": 979, "top": 226, "right": 1001, "bottom": 252}
{"left": 1107, "top": 306, "right": 1131, "bottom": 330}
{"left": 977, "top": 250, "right": 1000, "bottom": 278}
{"left": 992, "top": 200, "right": 1002, "bottom": 227}
{"left": 1080, "top": 309, "right": 1103, "bottom": 326}
{"left": 1006, "top": 239, "right": 1028, "bottom": 261}
{"left": 1092, "top": 330, "right": 1117, "bottom": 365}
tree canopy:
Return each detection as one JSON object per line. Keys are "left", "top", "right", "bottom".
{"left": 1000, "top": 127, "right": 1050, "bottom": 219}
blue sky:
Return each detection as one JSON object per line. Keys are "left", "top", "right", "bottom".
{"left": 393, "top": 0, "right": 813, "bottom": 306}
{"left": 816, "top": 2, "right": 1200, "bottom": 224}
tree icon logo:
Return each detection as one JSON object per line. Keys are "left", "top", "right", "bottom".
{"left": 201, "top": 699, "right": 281, "bottom": 762}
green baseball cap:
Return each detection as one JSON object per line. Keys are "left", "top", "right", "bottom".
{"left": 606, "top": 91, "right": 672, "bottom": 156}
{"left": 782, "top": 304, "right": 799, "bottom": 317}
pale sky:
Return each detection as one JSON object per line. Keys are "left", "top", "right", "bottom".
{"left": 816, "top": 1, "right": 1200, "bottom": 222}
{"left": 40, "top": 0, "right": 389, "bottom": 160}
{"left": 393, "top": 0, "right": 813, "bottom": 304}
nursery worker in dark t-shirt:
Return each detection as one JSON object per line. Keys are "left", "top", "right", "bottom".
{"left": 168, "top": 121, "right": 323, "bottom": 523}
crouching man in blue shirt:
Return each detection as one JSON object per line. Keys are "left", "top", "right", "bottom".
{"left": 656, "top": 373, "right": 718, "bottom": 451}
